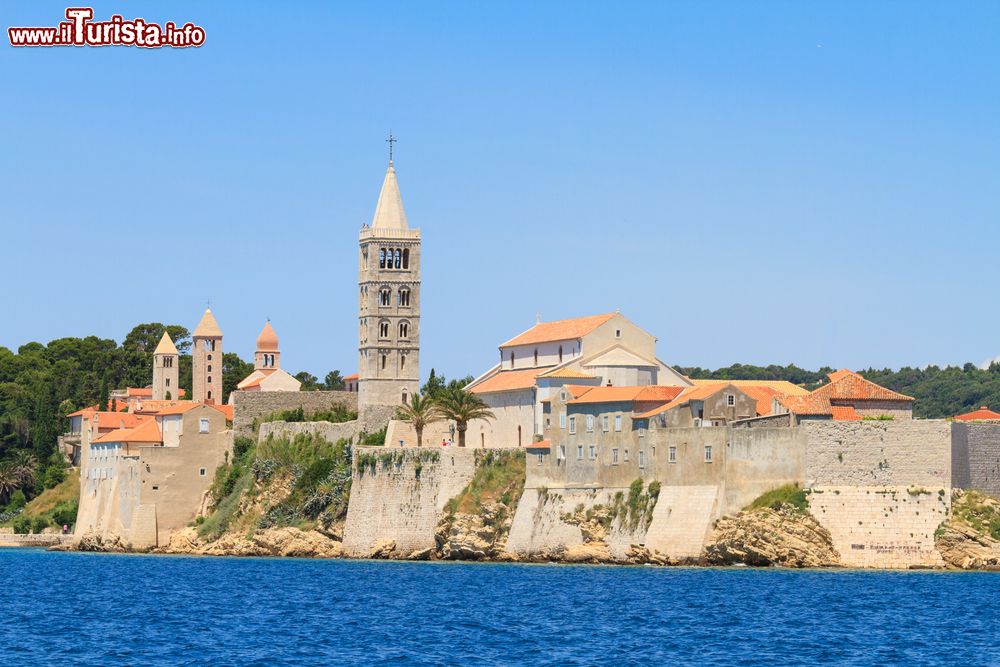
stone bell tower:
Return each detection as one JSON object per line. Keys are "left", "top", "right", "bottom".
{"left": 358, "top": 152, "right": 421, "bottom": 411}
{"left": 192, "top": 308, "right": 223, "bottom": 404}
{"left": 152, "top": 332, "right": 179, "bottom": 401}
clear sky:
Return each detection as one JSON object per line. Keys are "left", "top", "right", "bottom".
{"left": 2, "top": 1, "right": 998, "bottom": 380}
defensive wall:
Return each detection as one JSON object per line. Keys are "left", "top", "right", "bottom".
{"left": 341, "top": 445, "right": 477, "bottom": 557}
{"left": 951, "top": 422, "right": 1000, "bottom": 498}
{"left": 231, "top": 390, "right": 359, "bottom": 439}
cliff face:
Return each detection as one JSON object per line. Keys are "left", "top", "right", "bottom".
{"left": 161, "top": 526, "right": 344, "bottom": 558}
{"left": 704, "top": 506, "right": 840, "bottom": 568}
{"left": 935, "top": 490, "right": 1000, "bottom": 569}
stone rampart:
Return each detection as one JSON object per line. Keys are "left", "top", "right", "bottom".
{"left": 951, "top": 422, "right": 1000, "bottom": 497}
{"left": 341, "top": 446, "right": 476, "bottom": 557}
{"left": 258, "top": 420, "right": 362, "bottom": 446}
{"left": 231, "top": 391, "right": 358, "bottom": 438}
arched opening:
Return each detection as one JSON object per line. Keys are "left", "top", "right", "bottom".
{"left": 402, "top": 248, "right": 409, "bottom": 269}
{"left": 558, "top": 345, "right": 563, "bottom": 363}
{"left": 394, "top": 249, "right": 402, "bottom": 269}
{"left": 534, "top": 349, "right": 538, "bottom": 366}
{"left": 400, "top": 354, "right": 406, "bottom": 369}
{"left": 399, "top": 321, "right": 408, "bottom": 338}
{"left": 381, "top": 355, "right": 387, "bottom": 370}
{"left": 379, "top": 248, "right": 386, "bottom": 268}
{"left": 402, "top": 389, "right": 408, "bottom": 404}
{"left": 509, "top": 351, "right": 515, "bottom": 369}
{"left": 517, "top": 425, "right": 522, "bottom": 447}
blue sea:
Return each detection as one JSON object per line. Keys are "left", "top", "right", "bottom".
{"left": 2, "top": 548, "right": 999, "bottom": 666}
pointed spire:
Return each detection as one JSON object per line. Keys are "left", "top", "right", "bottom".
{"left": 153, "top": 332, "right": 178, "bottom": 356}
{"left": 193, "top": 308, "right": 223, "bottom": 338}
{"left": 256, "top": 321, "right": 279, "bottom": 352}
{"left": 371, "top": 162, "right": 409, "bottom": 230}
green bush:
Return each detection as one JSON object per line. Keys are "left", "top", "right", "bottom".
{"left": 359, "top": 427, "right": 387, "bottom": 447}
{"left": 7, "top": 490, "right": 27, "bottom": 511}
{"left": 12, "top": 515, "right": 31, "bottom": 534}
{"left": 49, "top": 499, "right": 79, "bottom": 527}
{"left": 29, "top": 515, "right": 51, "bottom": 533}
{"left": 746, "top": 484, "right": 808, "bottom": 512}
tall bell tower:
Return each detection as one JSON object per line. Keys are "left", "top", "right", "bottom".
{"left": 192, "top": 308, "right": 223, "bottom": 404}
{"left": 358, "top": 148, "right": 420, "bottom": 410}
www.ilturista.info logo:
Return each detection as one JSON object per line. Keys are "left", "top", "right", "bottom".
{"left": 8, "top": 7, "right": 205, "bottom": 48}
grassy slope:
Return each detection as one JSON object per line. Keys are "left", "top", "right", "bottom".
{"left": 2, "top": 473, "right": 80, "bottom": 527}
{"left": 445, "top": 450, "right": 526, "bottom": 515}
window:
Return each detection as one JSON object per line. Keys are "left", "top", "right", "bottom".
{"left": 588, "top": 445, "right": 597, "bottom": 460}
{"left": 151, "top": 485, "right": 159, "bottom": 491}
{"left": 569, "top": 416, "right": 576, "bottom": 434}
{"left": 399, "top": 322, "right": 409, "bottom": 338}
{"left": 638, "top": 421, "right": 645, "bottom": 437}
{"left": 558, "top": 445, "right": 566, "bottom": 460}
{"left": 402, "top": 248, "right": 410, "bottom": 269}
{"left": 207, "top": 376, "right": 212, "bottom": 384}
{"left": 509, "top": 351, "right": 515, "bottom": 369}
{"left": 602, "top": 415, "right": 609, "bottom": 432}
{"left": 586, "top": 415, "right": 594, "bottom": 433}
{"left": 536, "top": 453, "right": 544, "bottom": 466}
{"left": 669, "top": 446, "right": 677, "bottom": 463}
{"left": 398, "top": 288, "right": 410, "bottom": 306}
{"left": 727, "top": 394, "right": 736, "bottom": 407}
{"left": 379, "top": 289, "right": 391, "bottom": 306}
{"left": 534, "top": 349, "right": 538, "bottom": 366}
{"left": 545, "top": 417, "right": 551, "bottom": 428}
{"left": 379, "top": 321, "right": 390, "bottom": 338}
{"left": 577, "top": 445, "right": 584, "bottom": 460}
{"left": 612, "top": 448, "right": 619, "bottom": 464}
{"left": 381, "top": 355, "right": 387, "bottom": 369}
{"left": 379, "top": 248, "right": 386, "bottom": 268}
{"left": 558, "top": 345, "right": 563, "bottom": 363}
{"left": 199, "top": 468, "right": 207, "bottom": 476}
{"left": 638, "top": 451, "right": 645, "bottom": 468}
{"left": 624, "top": 448, "right": 629, "bottom": 462}
{"left": 401, "top": 354, "right": 406, "bottom": 369}
{"left": 614, "top": 415, "right": 622, "bottom": 432}
{"left": 705, "top": 445, "right": 713, "bottom": 463}
{"left": 559, "top": 411, "right": 566, "bottom": 429}
{"left": 166, "top": 378, "right": 170, "bottom": 387}
{"left": 395, "top": 249, "right": 402, "bottom": 269}
{"left": 207, "top": 365, "right": 212, "bottom": 373}
{"left": 199, "top": 418, "right": 209, "bottom": 433}
{"left": 207, "top": 391, "right": 213, "bottom": 400}
{"left": 615, "top": 329, "right": 622, "bottom": 338}
{"left": 402, "top": 390, "right": 408, "bottom": 404}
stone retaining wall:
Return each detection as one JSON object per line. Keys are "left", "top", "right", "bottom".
{"left": 231, "top": 391, "right": 358, "bottom": 438}
{"left": 951, "top": 422, "right": 1000, "bottom": 497}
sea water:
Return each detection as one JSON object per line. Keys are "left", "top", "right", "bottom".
{"left": 2, "top": 548, "right": 998, "bottom": 665}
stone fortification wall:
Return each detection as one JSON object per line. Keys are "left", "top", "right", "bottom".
{"left": 259, "top": 420, "right": 362, "bottom": 446}
{"left": 231, "top": 391, "right": 358, "bottom": 438}
{"left": 951, "top": 423, "right": 1000, "bottom": 497}
{"left": 802, "top": 420, "right": 951, "bottom": 487}
{"left": 341, "top": 446, "right": 476, "bottom": 557}
{"left": 724, "top": 427, "right": 804, "bottom": 513}
{"left": 802, "top": 420, "right": 952, "bottom": 568}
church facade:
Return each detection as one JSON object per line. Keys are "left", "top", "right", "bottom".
{"left": 357, "top": 160, "right": 421, "bottom": 410}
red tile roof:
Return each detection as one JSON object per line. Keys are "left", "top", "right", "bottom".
{"left": 470, "top": 368, "right": 546, "bottom": 394}
{"left": 344, "top": 373, "right": 359, "bottom": 381}
{"left": 633, "top": 384, "right": 733, "bottom": 418}
{"left": 955, "top": 406, "right": 1000, "bottom": 422}
{"left": 812, "top": 370, "right": 913, "bottom": 402}
{"left": 737, "top": 385, "right": 783, "bottom": 416}
{"left": 213, "top": 404, "right": 234, "bottom": 421}
{"left": 831, "top": 406, "right": 860, "bottom": 421}
{"left": 567, "top": 386, "right": 648, "bottom": 405}
{"left": 126, "top": 387, "right": 186, "bottom": 398}
{"left": 92, "top": 417, "right": 161, "bottom": 444}
{"left": 500, "top": 313, "right": 616, "bottom": 348}
{"left": 92, "top": 412, "right": 145, "bottom": 430}
{"left": 777, "top": 394, "right": 833, "bottom": 416}
{"left": 525, "top": 439, "right": 551, "bottom": 451}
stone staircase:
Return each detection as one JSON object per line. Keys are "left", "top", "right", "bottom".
{"left": 645, "top": 485, "right": 720, "bottom": 559}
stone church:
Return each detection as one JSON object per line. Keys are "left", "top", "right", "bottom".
{"left": 357, "top": 159, "right": 421, "bottom": 410}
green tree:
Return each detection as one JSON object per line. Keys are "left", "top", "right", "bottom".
{"left": 436, "top": 387, "right": 495, "bottom": 448}
{"left": 295, "top": 372, "right": 320, "bottom": 391}
{"left": 222, "top": 352, "right": 255, "bottom": 403}
{"left": 323, "top": 371, "right": 345, "bottom": 391}
{"left": 0, "top": 462, "right": 17, "bottom": 505}
{"left": 395, "top": 393, "right": 442, "bottom": 447}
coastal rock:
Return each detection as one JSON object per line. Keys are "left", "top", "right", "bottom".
{"left": 436, "top": 503, "right": 513, "bottom": 560}
{"left": 368, "top": 538, "right": 397, "bottom": 559}
{"left": 560, "top": 541, "right": 611, "bottom": 563}
{"left": 935, "top": 523, "right": 1000, "bottom": 569}
{"left": 75, "top": 532, "right": 130, "bottom": 553}
{"left": 704, "top": 506, "right": 840, "bottom": 568}
{"left": 161, "top": 527, "right": 343, "bottom": 558}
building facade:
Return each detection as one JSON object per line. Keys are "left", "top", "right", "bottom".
{"left": 358, "top": 160, "right": 421, "bottom": 410}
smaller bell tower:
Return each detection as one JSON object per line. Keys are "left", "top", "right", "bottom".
{"left": 152, "top": 332, "right": 179, "bottom": 401}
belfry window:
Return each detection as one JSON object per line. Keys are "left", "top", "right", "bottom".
{"left": 381, "top": 355, "right": 387, "bottom": 370}
{"left": 395, "top": 249, "right": 402, "bottom": 269}
{"left": 402, "top": 249, "right": 409, "bottom": 269}
{"left": 401, "top": 354, "right": 406, "bottom": 369}
{"left": 379, "top": 289, "right": 391, "bottom": 306}
{"left": 379, "top": 248, "right": 386, "bottom": 268}
{"left": 399, "top": 322, "right": 409, "bottom": 338}
{"left": 379, "top": 321, "right": 390, "bottom": 338}
{"left": 398, "top": 288, "right": 410, "bottom": 307}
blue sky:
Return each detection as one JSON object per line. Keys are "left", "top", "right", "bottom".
{"left": 2, "top": 1, "right": 998, "bottom": 379}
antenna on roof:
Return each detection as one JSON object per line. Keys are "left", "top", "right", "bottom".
{"left": 536, "top": 312, "right": 542, "bottom": 324}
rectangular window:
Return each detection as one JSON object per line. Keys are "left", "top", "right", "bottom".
{"left": 558, "top": 445, "right": 566, "bottom": 460}
{"left": 705, "top": 445, "right": 713, "bottom": 463}
{"left": 623, "top": 449, "right": 629, "bottom": 462}
{"left": 577, "top": 445, "right": 584, "bottom": 460}
{"left": 669, "top": 446, "right": 677, "bottom": 463}
{"left": 569, "top": 416, "right": 576, "bottom": 434}
{"left": 638, "top": 425, "right": 645, "bottom": 438}
{"left": 639, "top": 451, "right": 645, "bottom": 468}
{"left": 586, "top": 415, "right": 594, "bottom": 433}
{"left": 602, "top": 415, "right": 609, "bottom": 432}
{"left": 589, "top": 445, "right": 597, "bottom": 460}
{"left": 559, "top": 412, "right": 566, "bottom": 429}
{"left": 612, "top": 448, "right": 619, "bottom": 464}
{"left": 614, "top": 414, "right": 622, "bottom": 432}
{"left": 199, "top": 468, "right": 207, "bottom": 476}
{"left": 727, "top": 394, "right": 736, "bottom": 407}
{"left": 545, "top": 417, "right": 551, "bottom": 428}
{"left": 199, "top": 418, "right": 210, "bottom": 434}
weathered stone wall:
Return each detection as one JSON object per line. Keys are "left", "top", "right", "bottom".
{"left": 951, "top": 422, "right": 1000, "bottom": 496}
{"left": 803, "top": 420, "right": 951, "bottom": 487}
{"left": 341, "top": 446, "right": 476, "bottom": 557}
{"left": 258, "top": 420, "right": 362, "bottom": 446}
{"left": 231, "top": 390, "right": 358, "bottom": 438}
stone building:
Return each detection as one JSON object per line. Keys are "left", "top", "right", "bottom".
{"left": 192, "top": 308, "right": 223, "bottom": 404}
{"left": 233, "top": 321, "right": 302, "bottom": 396}
{"left": 466, "top": 312, "right": 690, "bottom": 448}
{"left": 151, "top": 332, "right": 179, "bottom": 400}
{"left": 358, "top": 160, "right": 420, "bottom": 411}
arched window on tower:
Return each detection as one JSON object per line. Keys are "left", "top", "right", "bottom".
{"left": 402, "top": 249, "right": 409, "bottom": 269}
{"left": 381, "top": 354, "right": 387, "bottom": 370}
{"left": 399, "top": 322, "right": 409, "bottom": 338}
{"left": 401, "top": 354, "right": 406, "bottom": 370}
{"left": 379, "top": 288, "right": 391, "bottom": 306}
{"left": 379, "top": 248, "right": 386, "bottom": 269}
{"left": 402, "top": 389, "right": 408, "bottom": 404}
{"left": 379, "top": 321, "right": 389, "bottom": 339}
{"left": 394, "top": 249, "right": 402, "bottom": 269}
{"left": 398, "top": 288, "right": 410, "bottom": 307}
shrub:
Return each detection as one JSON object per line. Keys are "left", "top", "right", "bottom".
{"left": 12, "top": 515, "right": 31, "bottom": 534}
{"left": 7, "top": 490, "right": 27, "bottom": 511}
{"left": 49, "top": 499, "right": 78, "bottom": 527}
{"left": 746, "top": 484, "right": 808, "bottom": 513}
{"left": 359, "top": 427, "right": 387, "bottom": 447}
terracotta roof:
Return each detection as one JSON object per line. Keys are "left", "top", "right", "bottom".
{"left": 537, "top": 367, "right": 596, "bottom": 379}
{"left": 500, "top": 313, "right": 616, "bottom": 348}
{"left": 955, "top": 406, "right": 1000, "bottom": 422}
{"left": 92, "top": 417, "right": 161, "bottom": 444}
{"left": 344, "top": 373, "right": 359, "bottom": 381}
{"left": 738, "top": 386, "right": 783, "bottom": 416}
{"left": 827, "top": 369, "right": 855, "bottom": 383}
{"left": 213, "top": 404, "right": 234, "bottom": 421}
{"left": 132, "top": 400, "right": 188, "bottom": 414}
{"left": 634, "top": 384, "right": 737, "bottom": 418}
{"left": 153, "top": 402, "right": 204, "bottom": 416}
{"left": 568, "top": 386, "right": 648, "bottom": 405}
{"left": 563, "top": 385, "right": 596, "bottom": 399}
{"left": 635, "top": 386, "right": 686, "bottom": 402}
{"left": 525, "top": 439, "right": 551, "bottom": 451}
{"left": 193, "top": 308, "right": 223, "bottom": 338}
{"left": 128, "top": 388, "right": 153, "bottom": 398}
{"left": 92, "top": 412, "right": 145, "bottom": 430}
{"left": 778, "top": 394, "right": 833, "bottom": 416}
{"left": 257, "top": 321, "right": 279, "bottom": 351}
{"left": 689, "top": 379, "right": 810, "bottom": 396}
{"left": 470, "top": 368, "right": 545, "bottom": 394}
{"left": 237, "top": 374, "right": 266, "bottom": 390}
{"left": 812, "top": 370, "right": 913, "bottom": 402}
{"left": 831, "top": 406, "right": 860, "bottom": 421}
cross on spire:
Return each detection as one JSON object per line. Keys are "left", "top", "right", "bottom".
{"left": 386, "top": 132, "right": 397, "bottom": 163}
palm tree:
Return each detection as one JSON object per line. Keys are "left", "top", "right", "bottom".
{"left": 436, "top": 387, "right": 495, "bottom": 448}
{"left": 395, "top": 393, "right": 442, "bottom": 447}
{"left": 12, "top": 451, "right": 38, "bottom": 489}
{"left": 0, "top": 463, "right": 17, "bottom": 505}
